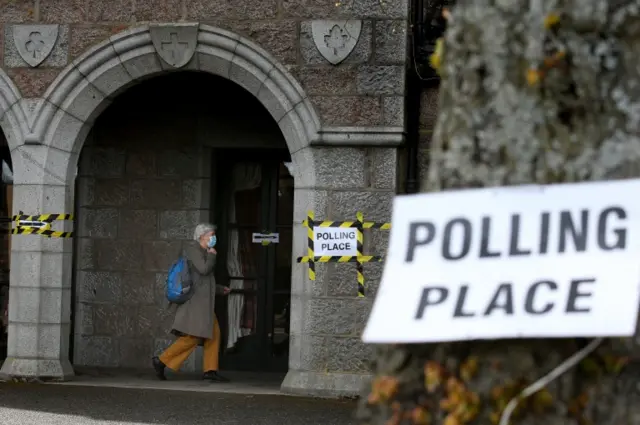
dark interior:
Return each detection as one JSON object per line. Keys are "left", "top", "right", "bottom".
{"left": 0, "top": 133, "right": 10, "bottom": 362}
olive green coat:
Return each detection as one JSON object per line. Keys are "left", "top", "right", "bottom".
{"left": 170, "top": 240, "right": 225, "bottom": 339}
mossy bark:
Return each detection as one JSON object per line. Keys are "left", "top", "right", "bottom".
{"left": 358, "top": 1, "right": 640, "bottom": 424}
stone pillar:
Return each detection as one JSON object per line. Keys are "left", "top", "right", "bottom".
{"left": 0, "top": 144, "right": 75, "bottom": 380}
{"left": 281, "top": 146, "right": 396, "bottom": 397}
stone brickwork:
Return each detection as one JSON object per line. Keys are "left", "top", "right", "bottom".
{"left": 0, "top": 0, "right": 409, "bottom": 397}
{"left": 74, "top": 111, "right": 208, "bottom": 370}
{"left": 0, "top": 1, "right": 407, "bottom": 131}
{"left": 282, "top": 146, "right": 396, "bottom": 396}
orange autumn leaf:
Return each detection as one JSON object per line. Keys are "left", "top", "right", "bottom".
{"left": 411, "top": 406, "right": 431, "bottom": 425}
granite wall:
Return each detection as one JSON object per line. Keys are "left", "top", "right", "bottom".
{"left": 0, "top": 0, "right": 407, "bottom": 130}
{"left": 0, "top": 0, "right": 409, "bottom": 395}
{"left": 282, "top": 146, "right": 397, "bottom": 395}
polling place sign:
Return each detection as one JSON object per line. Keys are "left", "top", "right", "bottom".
{"left": 363, "top": 179, "right": 640, "bottom": 343}
{"left": 314, "top": 227, "right": 358, "bottom": 257}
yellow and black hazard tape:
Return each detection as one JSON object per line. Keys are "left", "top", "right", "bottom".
{"left": 12, "top": 227, "right": 73, "bottom": 238}
{"left": 356, "top": 211, "right": 364, "bottom": 298}
{"left": 11, "top": 213, "right": 74, "bottom": 238}
{"left": 307, "top": 211, "right": 315, "bottom": 281}
{"left": 296, "top": 255, "right": 384, "bottom": 263}
{"left": 301, "top": 210, "right": 390, "bottom": 295}
{"left": 12, "top": 214, "right": 74, "bottom": 223}
{"left": 303, "top": 219, "right": 391, "bottom": 230}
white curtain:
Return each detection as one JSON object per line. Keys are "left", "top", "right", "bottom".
{"left": 1, "top": 160, "right": 12, "bottom": 184}
{"left": 226, "top": 163, "right": 262, "bottom": 349}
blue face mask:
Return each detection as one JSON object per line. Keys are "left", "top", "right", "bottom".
{"left": 207, "top": 235, "right": 217, "bottom": 248}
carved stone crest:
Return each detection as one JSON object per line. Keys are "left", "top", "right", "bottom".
{"left": 13, "top": 25, "right": 59, "bottom": 68}
{"left": 311, "top": 20, "right": 362, "bottom": 65}
{"left": 150, "top": 23, "right": 199, "bottom": 68}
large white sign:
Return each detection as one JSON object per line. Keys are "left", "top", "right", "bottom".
{"left": 314, "top": 227, "right": 358, "bottom": 257}
{"left": 363, "top": 179, "right": 640, "bottom": 344}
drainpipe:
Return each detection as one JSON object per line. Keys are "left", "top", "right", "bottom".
{"left": 404, "top": 0, "right": 424, "bottom": 194}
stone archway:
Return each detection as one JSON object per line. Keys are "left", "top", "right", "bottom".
{"left": 1, "top": 23, "right": 322, "bottom": 383}
{"left": 0, "top": 68, "right": 28, "bottom": 151}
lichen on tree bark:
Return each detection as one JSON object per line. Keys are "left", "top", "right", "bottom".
{"left": 358, "top": 1, "right": 640, "bottom": 424}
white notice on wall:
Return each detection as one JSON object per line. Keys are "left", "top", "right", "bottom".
{"left": 363, "top": 179, "right": 640, "bottom": 344}
{"left": 314, "top": 227, "right": 358, "bottom": 257}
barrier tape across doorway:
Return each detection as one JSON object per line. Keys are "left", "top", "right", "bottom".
{"left": 10, "top": 212, "right": 74, "bottom": 238}
{"left": 297, "top": 210, "right": 390, "bottom": 297}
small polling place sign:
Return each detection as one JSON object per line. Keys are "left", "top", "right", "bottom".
{"left": 314, "top": 227, "right": 358, "bottom": 257}
{"left": 363, "top": 179, "right": 640, "bottom": 343}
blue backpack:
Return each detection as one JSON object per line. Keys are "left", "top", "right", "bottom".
{"left": 166, "top": 255, "right": 195, "bottom": 304}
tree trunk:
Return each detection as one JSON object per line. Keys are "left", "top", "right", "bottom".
{"left": 358, "top": 1, "right": 640, "bottom": 424}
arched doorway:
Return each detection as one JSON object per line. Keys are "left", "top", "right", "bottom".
{"left": 73, "top": 72, "right": 295, "bottom": 374}
{"left": 1, "top": 24, "right": 321, "bottom": 387}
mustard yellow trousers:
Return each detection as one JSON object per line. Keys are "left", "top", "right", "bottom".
{"left": 159, "top": 315, "right": 221, "bottom": 372}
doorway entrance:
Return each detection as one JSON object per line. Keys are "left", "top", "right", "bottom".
{"left": 213, "top": 149, "right": 294, "bottom": 372}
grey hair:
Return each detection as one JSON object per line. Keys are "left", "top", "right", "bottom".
{"left": 193, "top": 223, "right": 217, "bottom": 241}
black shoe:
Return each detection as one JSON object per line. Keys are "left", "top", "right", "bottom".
{"left": 203, "top": 371, "right": 229, "bottom": 382}
{"left": 152, "top": 357, "right": 167, "bottom": 381}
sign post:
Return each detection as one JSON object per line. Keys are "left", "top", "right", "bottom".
{"left": 363, "top": 179, "right": 640, "bottom": 343}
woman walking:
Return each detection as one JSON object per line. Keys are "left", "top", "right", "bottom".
{"left": 152, "top": 223, "right": 231, "bottom": 382}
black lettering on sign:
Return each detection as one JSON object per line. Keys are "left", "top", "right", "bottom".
{"left": 524, "top": 279, "right": 557, "bottom": 315}
{"left": 483, "top": 283, "right": 514, "bottom": 316}
{"left": 406, "top": 206, "right": 628, "bottom": 262}
{"left": 405, "top": 222, "right": 436, "bottom": 262}
{"left": 316, "top": 231, "right": 356, "bottom": 241}
{"left": 321, "top": 242, "right": 352, "bottom": 251}
{"left": 558, "top": 210, "right": 588, "bottom": 253}
{"left": 479, "top": 216, "right": 501, "bottom": 258}
{"left": 442, "top": 218, "right": 472, "bottom": 261}
{"left": 414, "top": 277, "right": 596, "bottom": 320}
{"left": 566, "top": 278, "right": 595, "bottom": 313}
{"left": 453, "top": 285, "right": 475, "bottom": 317}
{"left": 598, "top": 207, "right": 627, "bottom": 250}
{"left": 509, "top": 214, "right": 531, "bottom": 256}
{"left": 415, "top": 287, "right": 448, "bottom": 319}
{"left": 539, "top": 212, "right": 550, "bottom": 254}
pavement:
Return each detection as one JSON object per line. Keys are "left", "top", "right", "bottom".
{"left": 0, "top": 376, "right": 358, "bottom": 425}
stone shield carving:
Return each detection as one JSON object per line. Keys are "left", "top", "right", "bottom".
{"left": 13, "top": 25, "right": 59, "bottom": 68}
{"left": 311, "top": 20, "right": 362, "bottom": 65}
{"left": 150, "top": 23, "right": 199, "bottom": 68}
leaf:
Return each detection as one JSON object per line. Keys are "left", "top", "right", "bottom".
{"left": 543, "top": 12, "right": 561, "bottom": 29}
{"left": 411, "top": 407, "right": 431, "bottom": 425}
{"left": 443, "top": 414, "right": 461, "bottom": 425}
{"left": 489, "top": 412, "right": 500, "bottom": 425}
{"left": 526, "top": 68, "right": 542, "bottom": 86}
{"left": 424, "top": 362, "right": 443, "bottom": 393}
{"left": 372, "top": 375, "right": 399, "bottom": 402}
{"left": 460, "top": 356, "right": 479, "bottom": 382}
{"left": 367, "top": 392, "right": 380, "bottom": 405}
{"left": 429, "top": 38, "right": 443, "bottom": 72}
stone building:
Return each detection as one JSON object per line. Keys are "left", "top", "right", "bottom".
{"left": 0, "top": 0, "right": 441, "bottom": 397}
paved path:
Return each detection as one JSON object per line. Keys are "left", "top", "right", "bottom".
{"left": 0, "top": 383, "right": 357, "bottom": 424}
